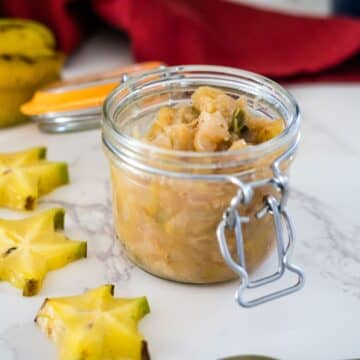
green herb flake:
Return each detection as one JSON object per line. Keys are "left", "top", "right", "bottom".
{"left": 230, "top": 109, "right": 246, "bottom": 135}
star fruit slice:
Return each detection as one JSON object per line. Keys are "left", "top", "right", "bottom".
{"left": 0, "top": 208, "right": 86, "bottom": 296}
{"left": 0, "top": 146, "right": 69, "bottom": 210}
{"left": 35, "top": 284, "right": 150, "bottom": 360}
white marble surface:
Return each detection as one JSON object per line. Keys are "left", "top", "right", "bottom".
{"left": 0, "top": 32, "right": 360, "bottom": 360}
{"left": 232, "top": 0, "right": 331, "bottom": 15}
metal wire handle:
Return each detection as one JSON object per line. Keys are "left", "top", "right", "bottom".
{"left": 216, "top": 143, "right": 305, "bottom": 308}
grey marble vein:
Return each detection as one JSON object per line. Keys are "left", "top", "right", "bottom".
{"left": 0, "top": 337, "right": 18, "bottom": 360}
{"left": 291, "top": 187, "right": 360, "bottom": 298}
{"left": 43, "top": 180, "right": 135, "bottom": 285}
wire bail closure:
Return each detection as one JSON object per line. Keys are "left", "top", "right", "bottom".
{"left": 216, "top": 142, "right": 305, "bottom": 308}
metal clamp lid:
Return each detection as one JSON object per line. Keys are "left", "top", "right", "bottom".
{"left": 217, "top": 141, "right": 305, "bottom": 308}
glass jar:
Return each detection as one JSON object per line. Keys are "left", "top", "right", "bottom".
{"left": 102, "top": 65, "right": 304, "bottom": 307}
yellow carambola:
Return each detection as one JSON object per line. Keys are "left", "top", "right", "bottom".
{"left": 36, "top": 285, "right": 150, "bottom": 360}
{"left": 0, "top": 208, "right": 86, "bottom": 296}
{"left": 0, "top": 18, "right": 64, "bottom": 127}
{"left": 0, "top": 146, "right": 69, "bottom": 210}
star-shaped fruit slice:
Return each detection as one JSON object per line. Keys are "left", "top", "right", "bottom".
{"left": 0, "top": 208, "right": 86, "bottom": 296}
{"left": 35, "top": 285, "right": 150, "bottom": 360}
{"left": 0, "top": 146, "right": 69, "bottom": 210}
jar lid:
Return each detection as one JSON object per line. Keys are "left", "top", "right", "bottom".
{"left": 21, "top": 61, "right": 164, "bottom": 133}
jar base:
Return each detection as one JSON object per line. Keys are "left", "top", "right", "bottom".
{"left": 120, "top": 241, "right": 238, "bottom": 285}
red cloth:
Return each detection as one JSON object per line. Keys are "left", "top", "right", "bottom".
{"left": 2, "top": 0, "right": 360, "bottom": 81}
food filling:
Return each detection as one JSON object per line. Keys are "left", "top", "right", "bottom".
{"left": 145, "top": 86, "right": 284, "bottom": 151}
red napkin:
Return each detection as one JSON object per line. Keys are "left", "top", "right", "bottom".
{"left": 2, "top": 0, "right": 360, "bottom": 81}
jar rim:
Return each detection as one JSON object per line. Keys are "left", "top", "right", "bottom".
{"left": 102, "top": 65, "right": 300, "bottom": 167}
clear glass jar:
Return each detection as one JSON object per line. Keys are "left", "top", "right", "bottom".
{"left": 102, "top": 66, "right": 304, "bottom": 306}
